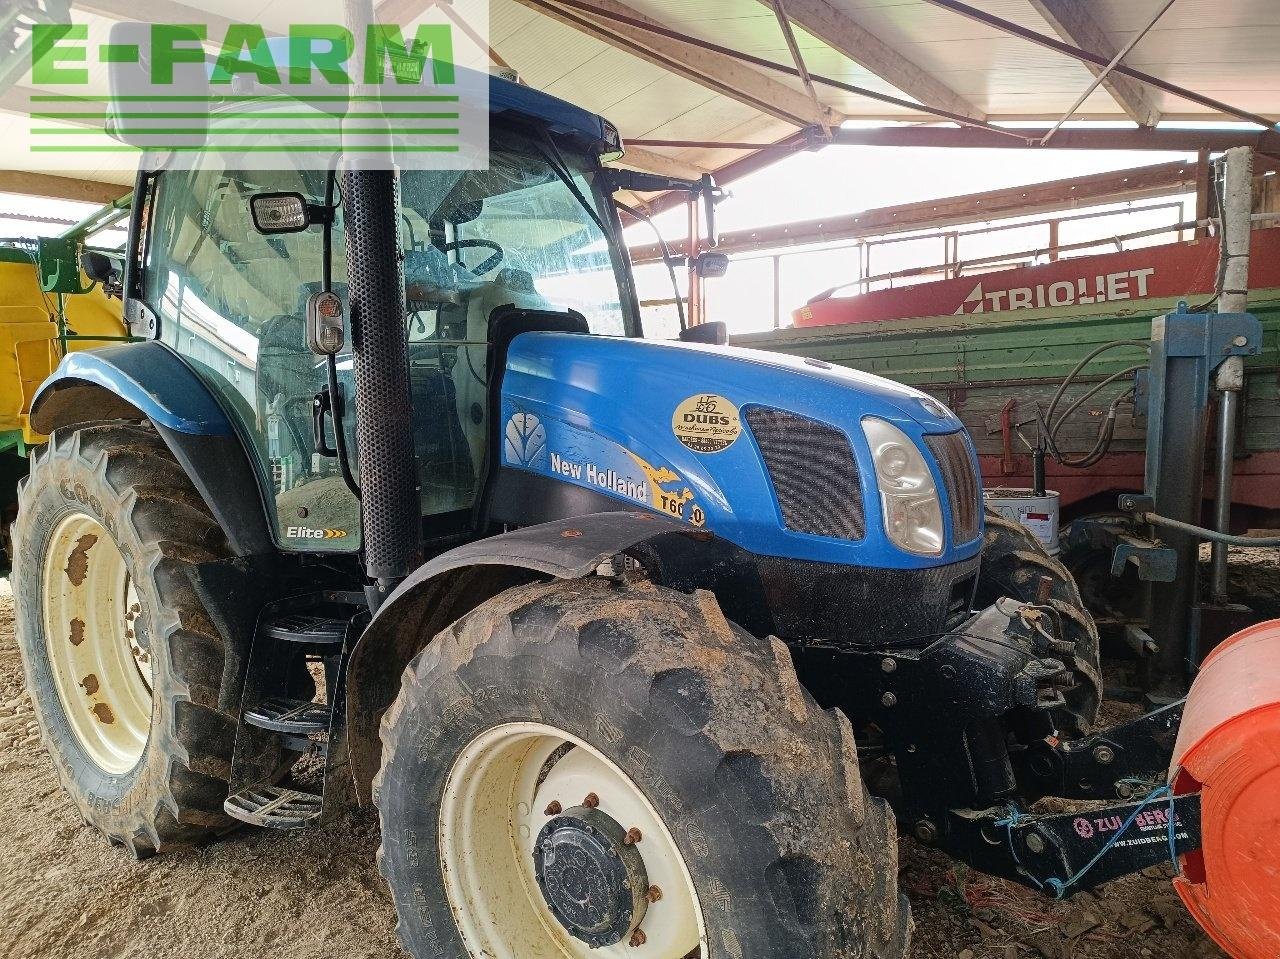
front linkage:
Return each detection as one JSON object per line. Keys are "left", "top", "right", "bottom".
{"left": 797, "top": 599, "right": 1198, "bottom": 896}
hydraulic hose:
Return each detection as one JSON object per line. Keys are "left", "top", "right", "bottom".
{"left": 1136, "top": 511, "right": 1280, "bottom": 547}
{"left": 1043, "top": 339, "right": 1149, "bottom": 469}
{"left": 1045, "top": 339, "right": 1150, "bottom": 426}
{"left": 1048, "top": 365, "right": 1145, "bottom": 458}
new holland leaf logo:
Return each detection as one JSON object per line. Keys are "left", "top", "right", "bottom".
{"left": 505, "top": 412, "right": 547, "bottom": 467}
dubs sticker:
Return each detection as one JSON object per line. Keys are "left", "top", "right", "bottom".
{"left": 502, "top": 409, "right": 707, "bottom": 528}
{"left": 672, "top": 394, "right": 741, "bottom": 453}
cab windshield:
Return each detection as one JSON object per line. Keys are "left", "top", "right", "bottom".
{"left": 400, "top": 129, "right": 635, "bottom": 339}
{"left": 144, "top": 127, "right": 634, "bottom": 553}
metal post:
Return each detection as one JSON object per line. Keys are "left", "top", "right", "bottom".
{"left": 1194, "top": 149, "right": 1212, "bottom": 240}
{"left": 772, "top": 255, "right": 782, "bottom": 329}
{"left": 1210, "top": 146, "right": 1254, "bottom": 602}
{"left": 1145, "top": 313, "right": 1211, "bottom": 697}
{"left": 686, "top": 197, "right": 703, "bottom": 326}
{"left": 1210, "top": 389, "right": 1240, "bottom": 600}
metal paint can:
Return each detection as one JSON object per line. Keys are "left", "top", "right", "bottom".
{"left": 984, "top": 488, "right": 1060, "bottom": 554}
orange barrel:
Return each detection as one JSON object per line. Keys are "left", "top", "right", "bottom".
{"left": 1170, "top": 618, "right": 1280, "bottom": 959}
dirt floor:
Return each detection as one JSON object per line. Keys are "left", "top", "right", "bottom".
{"left": 0, "top": 582, "right": 1231, "bottom": 959}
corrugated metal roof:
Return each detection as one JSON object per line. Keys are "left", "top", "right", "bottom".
{"left": 1, "top": 0, "right": 1278, "bottom": 195}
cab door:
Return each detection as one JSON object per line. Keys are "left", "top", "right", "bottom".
{"left": 141, "top": 161, "right": 363, "bottom": 552}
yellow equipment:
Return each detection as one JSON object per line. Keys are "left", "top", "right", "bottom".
{"left": 0, "top": 196, "right": 132, "bottom": 560}
{"left": 0, "top": 246, "right": 126, "bottom": 449}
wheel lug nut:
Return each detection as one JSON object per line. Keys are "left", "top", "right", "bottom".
{"left": 583, "top": 793, "right": 600, "bottom": 809}
{"left": 646, "top": 885, "right": 663, "bottom": 903}
{"left": 624, "top": 827, "right": 642, "bottom": 845}
{"left": 629, "top": 929, "right": 647, "bottom": 948}
{"left": 544, "top": 801, "right": 562, "bottom": 816}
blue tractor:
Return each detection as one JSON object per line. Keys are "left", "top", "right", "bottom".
{"left": 18, "top": 68, "right": 1215, "bottom": 959}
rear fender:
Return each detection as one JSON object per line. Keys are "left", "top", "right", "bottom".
{"left": 346, "top": 512, "right": 688, "bottom": 804}
{"left": 31, "top": 342, "right": 275, "bottom": 556}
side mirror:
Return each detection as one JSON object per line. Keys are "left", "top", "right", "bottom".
{"left": 695, "top": 251, "right": 730, "bottom": 279}
{"left": 679, "top": 321, "right": 727, "bottom": 346}
{"left": 81, "top": 250, "right": 117, "bottom": 284}
{"left": 106, "top": 22, "right": 207, "bottom": 151}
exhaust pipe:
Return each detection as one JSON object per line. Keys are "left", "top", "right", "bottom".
{"left": 342, "top": 0, "right": 419, "bottom": 608}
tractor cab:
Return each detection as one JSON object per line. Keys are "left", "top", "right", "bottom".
{"left": 138, "top": 99, "right": 637, "bottom": 554}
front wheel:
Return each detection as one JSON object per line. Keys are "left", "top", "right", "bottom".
{"left": 375, "top": 578, "right": 909, "bottom": 959}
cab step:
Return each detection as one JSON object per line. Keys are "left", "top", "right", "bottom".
{"left": 264, "top": 613, "right": 348, "bottom": 646}
{"left": 227, "top": 594, "right": 368, "bottom": 831}
{"left": 244, "top": 696, "right": 331, "bottom": 735}
{"left": 224, "top": 785, "right": 323, "bottom": 829}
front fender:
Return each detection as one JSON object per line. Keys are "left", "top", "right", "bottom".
{"left": 33, "top": 341, "right": 233, "bottom": 436}
{"left": 346, "top": 512, "right": 685, "bottom": 804}
{"left": 31, "top": 342, "right": 275, "bottom": 556}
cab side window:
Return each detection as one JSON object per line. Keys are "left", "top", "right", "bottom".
{"left": 143, "top": 164, "right": 362, "bottom": 551}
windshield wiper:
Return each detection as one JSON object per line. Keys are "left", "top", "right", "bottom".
{"left": 615, "top": 200, "right": 686, "bottom": 333}
{"left": 531, "top": 133, "right": 612, "bottom": 238}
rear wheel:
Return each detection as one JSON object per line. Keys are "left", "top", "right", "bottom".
{"left": 12, "top": 423, "right": 285, "bottom": 855}
{"left": 976, "top": 509, "right": 1102, "bottom": 734}
{"left": 376, "top": 577, "right": 909, "bottom": 959}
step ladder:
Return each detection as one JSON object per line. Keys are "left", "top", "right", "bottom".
{"left": 223, "top": 592, "right": 367, "bottom": 829}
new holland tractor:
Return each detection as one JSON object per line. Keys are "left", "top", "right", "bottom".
{"left": 12, "top": 66, "right": 1274, "bottom": 959}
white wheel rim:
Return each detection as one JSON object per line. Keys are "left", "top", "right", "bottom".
{"left": 439, "top": 722, "right": 706, "bottom": 958}
{"left": 41, "top": 512, "right": 152, "bottom": 774}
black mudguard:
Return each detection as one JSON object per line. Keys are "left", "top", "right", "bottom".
{"left": 345, "top": 511, "right": 685, "bottom": 803}
{"left": 30, "top": 342, "right": 275, "bottom": 557}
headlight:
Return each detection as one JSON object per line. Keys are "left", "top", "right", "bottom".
{"left": 862, "top": 417, "right": 944, "bottom": 556}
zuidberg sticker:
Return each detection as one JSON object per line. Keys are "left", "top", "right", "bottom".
{"left": 673, "top": 394, "right": 741, "bottom": 453}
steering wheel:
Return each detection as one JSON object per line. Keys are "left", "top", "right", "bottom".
{"left": 442, "top": 239, "right": 504, "bottom": 276}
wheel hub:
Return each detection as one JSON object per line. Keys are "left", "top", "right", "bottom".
{"left": 533, "top": 805, "right": 649, "bottom": 948}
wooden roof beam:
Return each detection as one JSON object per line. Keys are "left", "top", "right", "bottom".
{"left": 1027, "top": 0, "right": 1162, "bottom": 127}
{"left": 612, "top": 146, "right": 710, "bottom": 180}
{"left": 0, "top": 170, "right": 130, "bottom": 204}
{"left": 753, "top": 0, "right": 984, "bottom": 122}
{"left": 513, "top": 0, "right": 842, "bottom": 130}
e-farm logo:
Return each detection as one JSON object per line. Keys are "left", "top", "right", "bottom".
{"left": 20, "top": 1, "right": 490, "bottom": 170}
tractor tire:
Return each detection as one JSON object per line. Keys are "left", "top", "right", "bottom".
{"left": 975, "top": 509, "right": 1102, "bottom": 735}
{"left": 12, "top": 423, "right": 283, "bottom": 856}
{"left": 375, "top": 577, "right": 910, "bottom": 959}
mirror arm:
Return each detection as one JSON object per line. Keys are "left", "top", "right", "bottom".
{"left": 603, "top": 169, "right": 700, "bottom": 195}
{"left": 308, "top": 203, "right": 335, "bottom": 227}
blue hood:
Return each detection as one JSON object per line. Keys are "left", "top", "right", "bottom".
{"left": 499, "top": 333, "right": 981, "bottom": 570}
